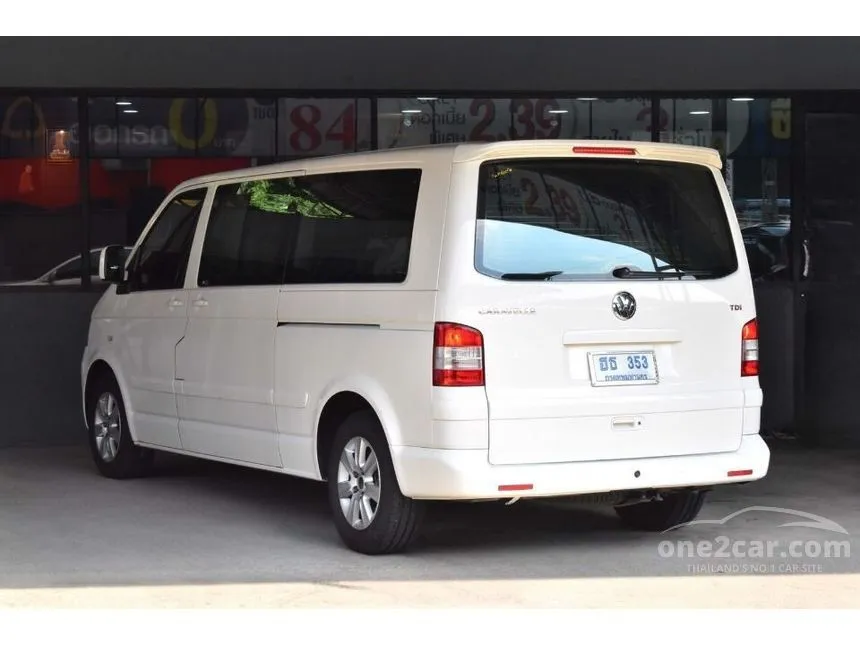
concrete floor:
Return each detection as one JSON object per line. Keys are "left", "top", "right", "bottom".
{"left": 1, "top": 440, "right": 859, "bottom": 607}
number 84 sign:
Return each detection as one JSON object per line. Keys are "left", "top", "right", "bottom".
{"left": 242, "top": 98, "right": 372, "bottom": 157}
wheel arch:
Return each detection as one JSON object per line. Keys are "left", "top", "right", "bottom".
{"left": 314, "top": 382, "right": 404, "bottom": 482}
{"left": 83, "top": 358, "right": 139, "bottom": 442}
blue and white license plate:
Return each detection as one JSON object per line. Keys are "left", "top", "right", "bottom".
{"left": 588, "top": 351, "right": 658, "bottom": 386}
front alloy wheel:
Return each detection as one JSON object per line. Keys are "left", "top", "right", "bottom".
{"left": 87, "top": 374, "right": 153, "bottom": 479}
{"left": 93, "top": 392, "right": 122, "bottom": 463}
{"left": 337, "top": 436, "right": 382, "bottom": 530}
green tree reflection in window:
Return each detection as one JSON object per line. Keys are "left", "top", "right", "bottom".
{"left": 240, "top": 178, "right": 351, "bottom": 219}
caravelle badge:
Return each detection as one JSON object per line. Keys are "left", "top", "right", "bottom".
{"left": 478, "top": 306, "right": 537, "bottom": 315}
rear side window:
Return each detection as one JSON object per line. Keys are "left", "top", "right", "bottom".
{"left": 198, "top": 179, "right": 299, "bottom": 287}
{"left": 286, "top": 169, "right": 421, "bottom": 284}
{"left": 475, "top": 159, "right": 738, "bottom": 280}
{"left": 197, "top": 169, "right": 422, "bottom": 287}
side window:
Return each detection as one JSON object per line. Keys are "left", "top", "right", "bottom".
{"left": 285, "top": 169, "right": 422, "bottom": 284}
{"left": 198, "top": 179, "right": 299, "bottom": 287}
{"left": 127, "top": 188, "right": 207, "bottom": 292}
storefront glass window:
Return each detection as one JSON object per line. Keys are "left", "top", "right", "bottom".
{"left": 658, "top": 98, "right": 715, "bottom": 148}
{"left": 91, "top": 96, "right": 282, "bottom": 159}
{"left": 377, "top": 97, "right": 650, "bottom": 148}
{"left": 659, "top": 97, "right": 792, "bottom": 282}
{"left": 0, "top": 96, "right": 82, "bottom": 286}
{"left": 197, "top": 98, "right": 277, "bottom": 158}
{"left": 277, "top": 98, "right": 372, "bottom": 158}
{"left": 91, "top": 97, "right": 190, "bottom": 158}
{"left": 577, "top": 97, "right": 652, "bottom": 141}
{"left": 0, "top": 93, "right": 796, "bottom": 289}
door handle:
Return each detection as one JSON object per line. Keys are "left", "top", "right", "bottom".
{"left": 192, "top": 297, "right": 209, "bottom": 308}
{"left": 168, "top": 298, "right": 184, "bottom": 308}
{"left": 612, "top": 416, "right": 643, "bottom": 430}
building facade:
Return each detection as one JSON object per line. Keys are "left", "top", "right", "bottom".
{"left": 1, "top": 37, "right": 858, "bottom": 447}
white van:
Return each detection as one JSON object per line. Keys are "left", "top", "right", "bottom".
{"left": 81, "top": 140, "right": 770, "bottom": 555}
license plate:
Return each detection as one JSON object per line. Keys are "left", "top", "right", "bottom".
{"left": 588, "top": 351, "right": 658, "bottom": 386}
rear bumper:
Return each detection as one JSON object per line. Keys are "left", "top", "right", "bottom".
{"left": 391, "top": 433, "right": 770, "bottom": 500}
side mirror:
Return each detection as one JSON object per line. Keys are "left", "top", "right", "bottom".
{"left": 99, "top": 245, "right": 128, "bottom": 284}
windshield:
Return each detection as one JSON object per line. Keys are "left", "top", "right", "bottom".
{"left": 474, "top": 158, "right": 738, "bottom": 280}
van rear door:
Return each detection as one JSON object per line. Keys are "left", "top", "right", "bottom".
{"left": 461, "top": 147, "right": 756, "bottom": 466}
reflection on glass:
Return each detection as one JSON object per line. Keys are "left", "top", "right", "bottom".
{"left": 0, "top": 97, "right": 83, "bottom": 285}
{"left": 91, "top": 97, "right": 284, "bottom": 158}
{"left": 90, "top": 97, "right": 188, "bottom": 157}
{"left": 658, "top": 97, "right": 793, "bottom": 282}
{"left": 658, "top": 99, "right": 714, "bottom": 148}
{"left": 198, "top": 98, "right": 276, "bottom": 157}
{"left": 729, "top": 99, "right": 792, "bottom": 281}
{"left": 581, "top": 98, "right": 651, "bottom": 142}
{"left": 0, "top": 93, "right": 797, "bottom": 287}
{"left": 240, "top": 178, "right": 351, "bottom": 219}
{"left": 378, "top": 97, "right": 651, "bottom": 148}
{"left": 277, "top": 99, "right": 372, "bottom": 158}
{"left": 476, "top": 159, "right": 738, "bottom": 281}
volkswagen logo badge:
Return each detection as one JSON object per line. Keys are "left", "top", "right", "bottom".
{"left": 612, "top": 292, "right": 637, "bottom": 320}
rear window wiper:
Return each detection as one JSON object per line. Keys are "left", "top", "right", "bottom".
{"left": 612, "top": 266, "right": 717, "bottom": 280}
{"left": 499, "top": 270, "right": 564, "bottom": 281}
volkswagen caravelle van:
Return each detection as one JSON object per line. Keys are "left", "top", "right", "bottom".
{"left": 81, "top": 140, "right": 770, "bottom": 554}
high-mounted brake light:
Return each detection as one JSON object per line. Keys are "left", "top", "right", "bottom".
{"left": 433, "top": 322, "right": 485, "bottom": 386}
{"left": 572, "top": 146, "right": 637, "bottom": 156}
{"left": 741, "top": 319, "right": 759, "bottom": 377}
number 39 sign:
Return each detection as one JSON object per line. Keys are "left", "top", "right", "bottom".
{"left": 230, "top": 97, "right": 668, "bottom": 156}
{"left": 378, "top": 98, "right": 579, "bottom": 148}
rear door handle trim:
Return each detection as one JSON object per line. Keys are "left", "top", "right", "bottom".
{"left": 612, "top": 416, "right": 643, "bottom": 430}
{"left": 192, "top": 298, "right": 208, "bottom": 307}
{"left": 168, "top": 298, "right": 184, "bottom": 307}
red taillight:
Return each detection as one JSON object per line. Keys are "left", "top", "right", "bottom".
{"left": 433, "top": 322, "right": 484, "bottom": 387}
{"left": 572, "top": 146, "right": 637, "bottom": 156}
{"left": 741, "top": 319, "right": 759, "bottom": 377}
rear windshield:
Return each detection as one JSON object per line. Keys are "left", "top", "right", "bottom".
{"left": 475, "top": 158, "right": 738, "bottom": 281}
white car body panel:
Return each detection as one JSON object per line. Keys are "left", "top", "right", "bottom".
{"left": 113, "top": 289, "right": 188, "bottom": 449}
{"left": 176, "top": 284, "right": 283, "bottom": 467}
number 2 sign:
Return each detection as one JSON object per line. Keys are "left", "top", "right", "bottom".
{"left": 378, "top": 98, "right": 579, "bottom": 148}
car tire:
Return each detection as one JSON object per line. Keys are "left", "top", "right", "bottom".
{"left": 614, "top": 490, "right": 707, "bottom": 532}
{"left": 87, "top": 374, "right": 154, "bottom": 479}
{"left": 326, "top": 411, "right": 425, "bottom": 555}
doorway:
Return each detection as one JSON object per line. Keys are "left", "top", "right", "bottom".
{"left": 794, "top": 94, "right": 860, "bottom": 447}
